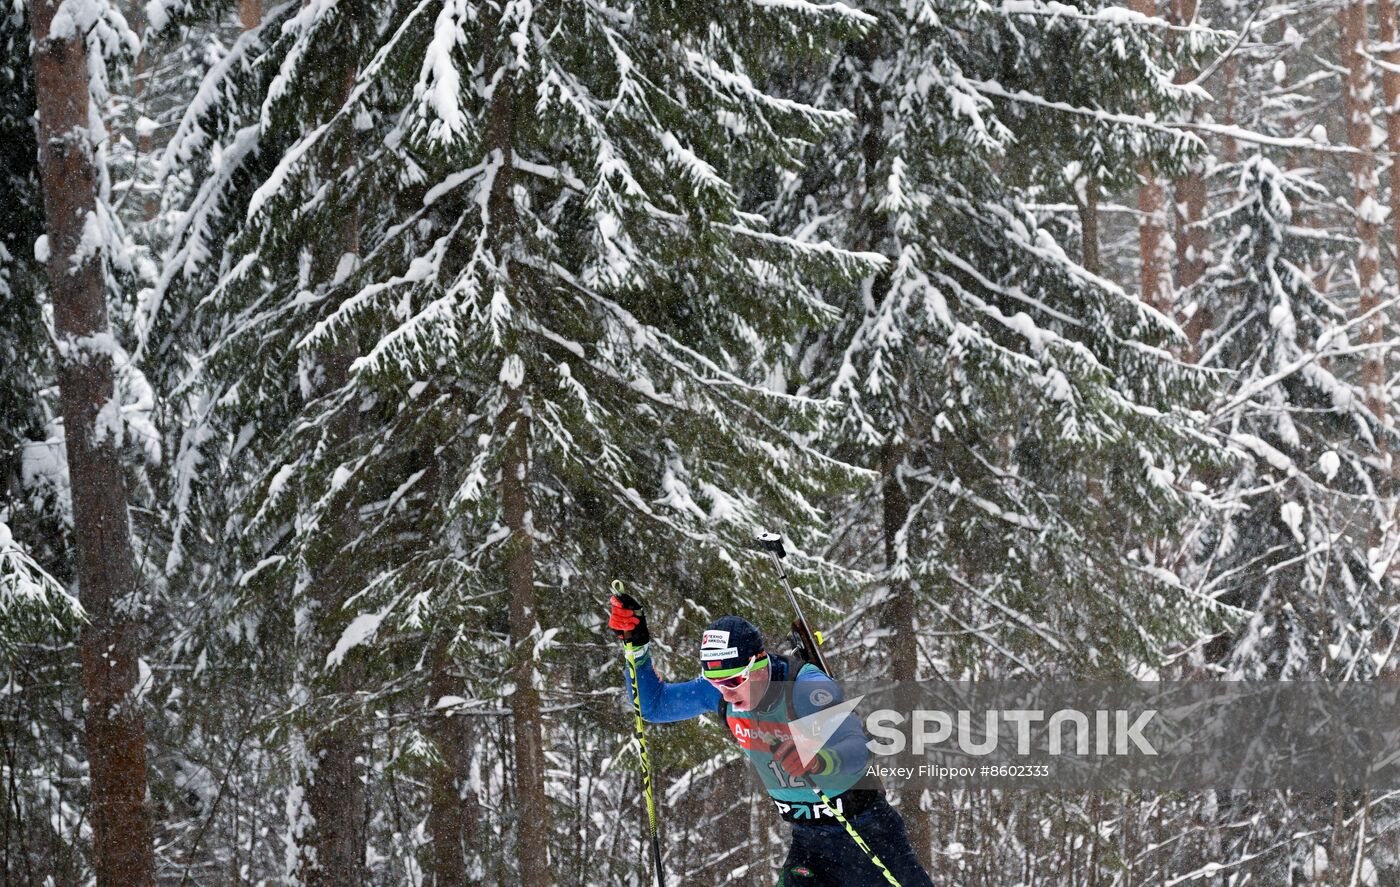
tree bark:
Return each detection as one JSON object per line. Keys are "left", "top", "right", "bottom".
{"left": 1221, "top": 56, "right": 1240, "bottom": 164}
{"left": 426, "top": 639, "right": 469, "bottom": 886}
{"left": 1136, "top": 168, "right": 1171, "bottom": 316}
{"left": 301, "top": 679, "right": 366, "bottom": 887}
{"left": 479, "top": 11, "right": 552, "bottom": 879}
{"left": 1171, "top": 0, "right": 1209, "bottom": 356}
{"left": 300, "top": 401, "right": 368, "bottom": 887}
{"left": 1340, "top": 0, "right": 1387, "bottom": 427}
{"left": 879, "top": 440, "right": 934, "bottom": 868}
{"left": 1377, "top": 0, "right": 1400, "bottom": 418}
{"left": 1176, "top": 162, "right": 1208, "bottom": 353}
{"left": 500, "top": 384, "right": 554, "bottom": 885}
{"left": 881, "top": 445, "right": 916, "bottom": 686}
{"left": 128, "top": 4, "right": 157, "bottom": 221}
{"left": 1131, "top": 0, "right": 1172, "bottom": 315}
{"left": 299, "top": 332, "right": 367, "bottom": 887}
{"left": 294, "top": 51, "right": 368, "bottom": 887}
{"left": 1078, "top": 177, "right": 1099, "bottom": 275}
{"left": 29, "top": 1, "right": 155, "bottom": 883}
{"left": 239, "top": 0, "right": 262, "bottom": 30}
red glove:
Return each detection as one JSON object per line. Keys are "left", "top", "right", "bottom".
{"left": 772, "top": 738, "right": 822, "bottom": 780}
{"left": 608, "top": 592, "right": 650, "bottom": 646}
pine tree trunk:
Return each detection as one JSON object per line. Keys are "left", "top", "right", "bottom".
{"left": 1171, "top": 0, "right": 1209, "bottom": 356}
{"left": 421, "top": 456, "right": 470, "bottom": 885}
{"left": 1340, "top": 0, "right": 1387, "bottom": 426}
{"left": 881, "top": 444, "right": 916, "bottom": 683}
{"left": 302, "top": 499, "right": 368, "bottom": 885}
{"left": 29, "top": 1, "right": 155, "bottom": 883}
{"left": 296, "top": 56, "right": 368, "bottom": 887}
{"left": 1131, "top": 0, "right": 1172, "bottom": 315}
{"left": 1378, "top": 0, "right": 1400, "bottom": 381}
{"left": 301, "top": 338, "right": 368, "bottom": 887}
{"left": 1377, "top": 0, "right": 1400, "bottom": 574}
{"left": 1176, "top": 168, "right": 1209, "bottom": 296}
{"left": 1274, "top": 34, "right": 1329, "bottom": 293}
{"left": 426, "top": 639, "right": 469, "bottom": 886}
{"left": 240, "top": 0, "right": 262, "bottom": 30}
{"left": 1071, "top": 163, "right": 1101, "bottom": 514}
{"left": 500, "top": 385, "right": 554, "bottom": 884}
{"left": 302, "top": 678, "right": 366, "bottom": 887}
{"left": 1078, "top": 177, "right": 1099, "bottom": 275}
{"left": 1176, "top": 164, "right": 1208, "bottom": 353}
{"left": 479, "top": 9, "right": 553, "bottom": 878}
{"left": 879, "top": 441, "right": 934, "bottom": 868}
{"left": 1221, "top": 54, "right": 1240, "bottom": 164}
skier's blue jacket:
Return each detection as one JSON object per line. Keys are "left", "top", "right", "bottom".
{"left": 624, "top": 646, "right": 878, "bottom": 823}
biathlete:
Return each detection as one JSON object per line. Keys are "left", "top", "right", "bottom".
{"left": 609, "top": 592, "right": 935, "bottom": 886}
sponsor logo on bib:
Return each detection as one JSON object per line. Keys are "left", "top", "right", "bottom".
{"left": 773, "top": 797, "right": 845, "bottom": 821}
{"left": 727, "top": 715, "right": 789, "bottom": 751}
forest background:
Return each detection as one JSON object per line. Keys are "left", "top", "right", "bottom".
{"left": 5, "top": 0, "right": 1400, "bottom": 883}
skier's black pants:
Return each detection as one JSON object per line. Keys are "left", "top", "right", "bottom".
{"left": 779, "top": 797, "right": 933, "bottom": 886}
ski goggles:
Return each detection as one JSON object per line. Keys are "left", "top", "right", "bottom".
{"left": 703, "top": 653, "right": 768, "bottom": 688}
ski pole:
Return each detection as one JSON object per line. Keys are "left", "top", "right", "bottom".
{"left": 753, "top": 533, "right": 903, "bottom": 887}
{"left": 615, "top": 579, "right": 666, "bottom": 887}
{"left": 809, "top": 787, "right": 902, "bottom": 886}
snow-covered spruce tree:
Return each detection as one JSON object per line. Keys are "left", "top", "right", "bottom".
{"left": 1189, "top": 155, "right": 1398, "bottom": 679}
{"left": 144, "top": 2, "right": 407, "bottom": 880}
{"left": 147, "top": 1, "right": 878, "bottom": 882}
{"left": 783, "top": 0, "right": 1226, "bottom": 681}
{"left": 767, "top": 6, "right": 1230, "bottom": 876}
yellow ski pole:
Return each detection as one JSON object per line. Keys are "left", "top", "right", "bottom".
{"left": 811, "top": 788, "right": 902, "bottom": 886}
{"left": 615, "top": 580, "right": 665, "bottom": 887}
